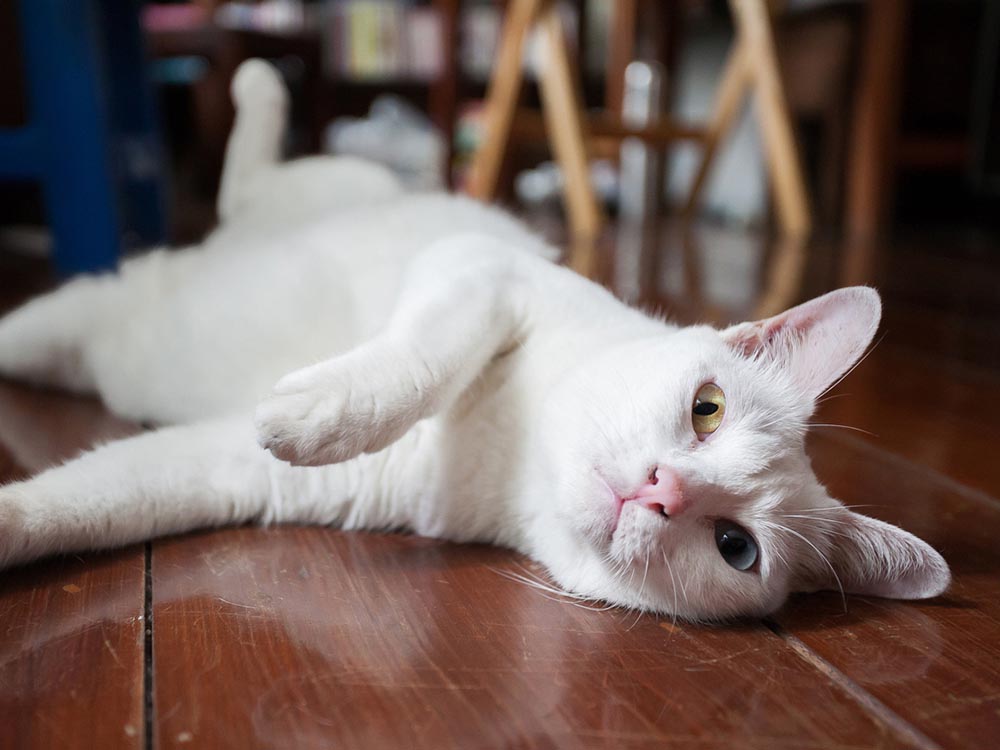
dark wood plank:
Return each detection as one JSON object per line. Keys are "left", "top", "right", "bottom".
{"left": 0, "top": 381, "right": 145, "bottom": 750}
{"left": 0, "top": 546, "right": 146, "bottom": 750}
{"left": 152, "top": 527, "right": 912, "bottom": 749}
{"left": 773, "top": 431, "right": 1000, "bottom": 748}
{"left": 816, "top": 347, "right": 1000, "bottom": 498}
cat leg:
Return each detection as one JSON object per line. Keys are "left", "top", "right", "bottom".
{"left": 0, "top": 419, "right": 261, "bottom": 568}
{"left": 0, "top": 273, "right": 120, "bottom": 393}
{"left": 217, "top": 59, "right": 288, "bottom": 223}
{"left": 255, "top": 235, "right": 534, "bottom": 466}
{"left": 0, "top": 245, "right": 198, "bottom": 398}
{"left": 0, "top": 416, "right": 431, "bottom": 571}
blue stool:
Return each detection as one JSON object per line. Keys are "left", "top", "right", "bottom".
{"left": 0, "top": 0, "right": 167, "bottom": 276}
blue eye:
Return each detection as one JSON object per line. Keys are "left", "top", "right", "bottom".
{"left": 714, "top": 520, "right": 758, "bottom": 571}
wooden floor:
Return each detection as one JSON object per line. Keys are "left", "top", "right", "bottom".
{"left": 2, "top": 221, "right": 1000, "bottom": 749}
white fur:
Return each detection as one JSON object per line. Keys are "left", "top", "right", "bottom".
{"left": 0, "top": 62, "right": 949, "bottom": 621}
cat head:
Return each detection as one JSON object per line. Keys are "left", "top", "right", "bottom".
{"left": 537, "top": 287, "right": 950, "bottom": 621}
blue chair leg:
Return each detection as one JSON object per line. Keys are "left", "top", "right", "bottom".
{"left": 17, "top": 0, "right": 123, "bottom": 275}
{"left": 97, "top": 0, "right": 169, "bottom": 249}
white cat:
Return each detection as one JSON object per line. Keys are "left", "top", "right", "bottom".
{"left": 0, "top": 61, "right": 948, "bottom": 621}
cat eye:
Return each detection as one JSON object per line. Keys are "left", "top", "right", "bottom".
{"left": 692, "top": 383, "right": 726, "bottom": 436}
{"left": 714, "top": 520, "right": 758, "bottom": 571}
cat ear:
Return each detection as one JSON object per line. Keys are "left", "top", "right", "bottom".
{"left": 803, "top": 511, "right": 951, "bottom": 599}
{"left": 722, "top": 287, "right": 881, "bottom": 399}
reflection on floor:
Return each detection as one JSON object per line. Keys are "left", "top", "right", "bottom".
{"left": 1, "top": 216, "right": 999, "bottom": 748}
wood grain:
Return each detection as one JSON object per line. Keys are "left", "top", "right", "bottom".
{"left": 151, "top": 527, "right": 909, "bottom": 749}
{"left": 815, "top": 347, "right": 1000, "bottom": 497}
{"left": 0, "top": 547, "right": 146, "bottom": 750}
{"left": 0, "top": 383, "right": 144, "bottom": 750}
{"left": 774, "top": 430, "right": 1000, "bottom": 747}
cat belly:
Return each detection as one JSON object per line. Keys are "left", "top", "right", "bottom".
{"left": 87, "top": 196, "right": 551, "bottom": 425}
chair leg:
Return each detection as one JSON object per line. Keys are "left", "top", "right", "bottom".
{"left": 466, "top": 0, "right": 543, "bottom": 200}
{"left": 19, "top": 0, "right": 123, "bottom": 275}
{"left": 604, "top": 0, "right": 638, "bottom": 115}
{"left": 537, "top": 4, "right": 603, "bottom": 238}
{"left": 96, "top": 0, "right": 169, "bottom": 248}
{"left": 844, "top": 0, "right": 909, "bottom": 240}
{"left": 683, "top": 40, "right": 752, "bottom": 218}
{"left": 732, "top": 0, "right": 811, "bottom": 238}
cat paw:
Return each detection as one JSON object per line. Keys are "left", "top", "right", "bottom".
{"left": 231, "top": 59, "right": 287, "bottom": 110}
{"left": 254, "top": 353, "right": 425, "bottom": 466}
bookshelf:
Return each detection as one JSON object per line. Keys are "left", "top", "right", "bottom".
{"left": 144, "top": 1, "right": 496, "bottom": 187}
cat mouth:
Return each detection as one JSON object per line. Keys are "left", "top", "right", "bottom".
{"left": 600, "top": 475, "right": 671, "bottom": 535}
{"left": 615, "top": 496, "right": 671, "bottom": 532}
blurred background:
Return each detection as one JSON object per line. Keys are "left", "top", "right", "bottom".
{"left": 0, "top": 0, "right": 998, "bottom": 374}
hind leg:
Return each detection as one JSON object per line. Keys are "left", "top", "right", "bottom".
{"left": 217, "top": 59, "right": 288, "bottom": 223}
{"left": 0, "top": 273, "right": 121, "bottom": 393}
{"left": 0, "top": 247, "right": 216, "bottom": 419}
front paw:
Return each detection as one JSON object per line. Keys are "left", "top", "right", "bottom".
{"left": 254, "top": 355, "right": 423, "bottom": 466}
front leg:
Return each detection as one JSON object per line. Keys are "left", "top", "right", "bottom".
{"left": 254, "top": 235, "right": 532, "bottom": 466}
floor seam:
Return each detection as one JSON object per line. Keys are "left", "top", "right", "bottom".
{"left": 143, "top": 542, "right": 154, "bottom": 750}
{"left": 762, "top": 619, "right": 942, "bottom": 750}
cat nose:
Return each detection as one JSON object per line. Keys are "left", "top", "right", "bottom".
{"left": 634, "top": 466, "right": 688, "bottom": 517}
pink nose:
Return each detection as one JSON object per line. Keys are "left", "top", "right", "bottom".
{"left": 630, "top": 466, "right": 688, "bottom": 517}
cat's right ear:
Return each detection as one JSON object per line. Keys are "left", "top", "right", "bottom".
{"left": 722, "top": 287, "right": 881, "bottom": 400}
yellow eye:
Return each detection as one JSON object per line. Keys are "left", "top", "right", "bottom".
{"left": 692, "top": 383, "right": 726, "bottom": 436}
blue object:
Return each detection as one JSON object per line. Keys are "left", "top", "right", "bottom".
{"left": 0, "top": 0, "right": 168, "bottom": 276}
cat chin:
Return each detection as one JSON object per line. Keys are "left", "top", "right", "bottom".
{"left": 608, "top": 503, "right": 670, "bottom": 557}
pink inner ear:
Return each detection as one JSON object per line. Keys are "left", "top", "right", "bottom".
{"left": 727, "top": 319, "right": 783, "bottom": 359}
{"left": 728, "top": 306, "right": 822, "bottom": 359}
{"left": 723, "top": 287, "right": 882, "bottom": 399}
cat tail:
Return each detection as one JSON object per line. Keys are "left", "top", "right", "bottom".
{"left": 217, "top": 59, "right": 290, "bottom": 223}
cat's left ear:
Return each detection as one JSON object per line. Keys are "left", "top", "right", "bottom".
{"left": 800, "top": 510, "right": 951, "bottom": 600}
{"left": 722, "top": 287, "right": 881, "bottom": 399}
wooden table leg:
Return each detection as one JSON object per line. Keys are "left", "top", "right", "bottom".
{"left": 429, "top": 0, "right": 460, "bottom": 187}
{"left": 604, "top": 0, "right": 638, "bottom": 116}
{"left": 466, "top": 0, "right": 542, "bottom": 200}
{"left": 733, "top": 0, "right": 811, "bottom": 238}
{"left": 683, "top": 40, "right": 752, "bottom": 219}
{"left": 844, "top": 0, "right": 909, "bottom": 239}
{"left": 537, "top": 3, "right": 603, "bottom": 239}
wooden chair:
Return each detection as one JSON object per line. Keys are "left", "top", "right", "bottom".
{"left": 467, "top": 0, "right": 812, "bottom": 241}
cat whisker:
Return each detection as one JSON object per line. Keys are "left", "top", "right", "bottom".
{"left": 662, "top": 550, "right": 680, "bottom": 627}
{"left": 779, "top": 514, "right": 852, "bottom": 526}
{"left": 786, "top": 504, "right": 879, "bottom": 514}
{"left": 817, "top": 331, "right": 885, "bottom": 401}
{"left": 808, "top": 422, "right": 878, "bottom": 437}
{"left": 764, "top": 521, "right": 847, "bottom": 612}
{"left": 777, "top": 517, "right": 855, "bottom": 540}
{"left": 493, "top": 565, "right": 620, "bottom": 612}
{"left": 602, "top": 551, "right": 633, "bottom": 583}
{"left": 769, "top": 546, "right": 789, "bottom": 574}
{"left": 815, "top": 392, "right": 851, "bottom": 406}
{"left": 628, "top": 553, "right": 652, "bottom": 630}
